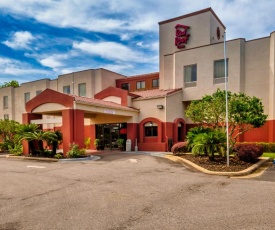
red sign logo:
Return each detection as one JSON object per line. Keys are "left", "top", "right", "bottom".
{"left": 175, "top": 24, "right": 190, "bottom": 49}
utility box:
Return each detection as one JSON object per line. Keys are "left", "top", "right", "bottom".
{"left": 126, "top": 139, "right": 132, "bottom": 151}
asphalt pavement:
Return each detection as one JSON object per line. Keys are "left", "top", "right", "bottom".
{"left": 1, "top": 152, "right": 275, "bottom": 230}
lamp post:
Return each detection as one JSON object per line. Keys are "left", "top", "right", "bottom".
{"left": 224, "top": 31, "right": 229, "bottom": 167}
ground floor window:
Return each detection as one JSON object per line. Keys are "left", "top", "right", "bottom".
{"left": 144, "top": 122, "right": 158, "bottom": 137}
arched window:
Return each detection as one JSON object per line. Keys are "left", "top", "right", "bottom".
{"left": 144, "top": 122, "right": 158, "bottom": 137}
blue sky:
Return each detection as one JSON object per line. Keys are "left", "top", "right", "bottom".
{"left": 1, "top": 0, "right": 275, "bottom": 84}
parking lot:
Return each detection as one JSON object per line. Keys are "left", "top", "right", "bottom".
{"left": 1, "top": 152, "right": 275, "bottom": 230}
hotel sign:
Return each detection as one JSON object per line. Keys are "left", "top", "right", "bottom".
{"left": 175, "top": 24, "right": 190, "bottom": 49}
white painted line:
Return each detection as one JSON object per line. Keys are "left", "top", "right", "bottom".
{"left": 128, "top": 159, "right": 138, "bottom": 163}
{"left": 27, "top": 166, "right": 46, "bottom": 169}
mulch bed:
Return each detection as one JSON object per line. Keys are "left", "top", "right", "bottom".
{"left": 178, "top": 154, "right": 255, "bottom": 172}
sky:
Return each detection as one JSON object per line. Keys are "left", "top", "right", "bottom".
{"left": 0, "top": 0, "right": 275, "bottom": 84}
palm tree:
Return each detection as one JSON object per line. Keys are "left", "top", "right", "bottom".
{"left": 23, "top": 130, "right": 58, "bottom": 153}
{"left": 191, "top": 129, "right": 226, "bottom": 161}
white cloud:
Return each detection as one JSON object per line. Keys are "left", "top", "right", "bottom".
{"left": 2, "top": 31, "right": 35, "bottom": 50}
{"left": 73, "top": 40, "right": 146, "bottom": 62}
{"left": 39, "top": 57, "right": 64, "bottom": 69}
{"left": 1, "top": 0, "right": 275, "bottom": 40}
{"left": 0, "top": 57, "right": 50, "bottom": 77}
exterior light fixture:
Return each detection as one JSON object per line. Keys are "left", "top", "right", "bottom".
{"left": 157, "top": 105, "right": 164, "bottom": 109}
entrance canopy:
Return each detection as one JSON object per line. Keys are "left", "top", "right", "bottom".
{"left": 25, "top": 88, "right": 139, "bottom": 118}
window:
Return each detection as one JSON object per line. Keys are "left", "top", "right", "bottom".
{"left": 4, "top": 114, "right": 9, "bottom": 120}
{"left": 36, "top": 90, "right": 42, "bottom": 95}
{"left": 78, "top": 83, "right": 86, "bottom": 97}
{"left": 184, "top": 64, "right": 197, "bottom": 87}
{"left": 136, "top": 81, "right": 145, "bottom": 90}
{"left": 144, "top": 122, "right": 158, "bottom": 137}
{"left": 214, "top": 59, "right": 229, "bottom": 84}
{"left": 121, "top": 83, "right": 130, "bottom": 91}
{"left": 152, "top": 79, "right": 159, "bottom": 88}
{"left": 63, "top": 85, "right": 70, "bottom": 94}
{"left": 3, "top": 96, "right": 8, "bottom": 109}
{"left": 24, "top": 92, "right": 30, "bottom": 103}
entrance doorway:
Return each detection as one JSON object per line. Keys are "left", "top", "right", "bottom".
{"left": 96, "top": 123, "right": 127, "bottom": 149}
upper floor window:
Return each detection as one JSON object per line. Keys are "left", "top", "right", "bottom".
{"left": 121, "top": 83, "right": 130, "bottom": 91}
{"left": 63, "top": 85, "right": 70, "bottom": 94}
{"left": 36, "top": 90, "right": 42, "bottom": 95}
{"left": 24, "top": 92, "right": 30, "bottom": 103}
{"left": 3, "top": 96, "right": 8, "bottom": 109}
{"left": 78, "top": 83, "right": 86, "bottom": 97}
{"left": 136, "top": 81, "right": 145, "bottom": 90}
{"left": 144, "top": 122, "right": 158, "bottom": 137}
{"left": 152, "top": 79, "right": 159, "bottom": 88}
{"left": 184, "top": 64, "right": 197, "bottom": 87}
{"left": 214, "top": 59, "right": 229, "bottom": 84}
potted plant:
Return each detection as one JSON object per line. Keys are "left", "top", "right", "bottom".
{"left": 94, "top": 139, "right": 100, "bottom": 150}
{"left": 117, "top": 138, "right": 124, "bottom": 151}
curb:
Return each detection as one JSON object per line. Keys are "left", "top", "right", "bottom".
{"left": 165, "top": 155, "right": 271, "bottom": 177}
{"left": 4, "top": 155, "right": 101, "bottom": 162}
{"left": 6, "top": 155, "right": 58, "bottom": 162}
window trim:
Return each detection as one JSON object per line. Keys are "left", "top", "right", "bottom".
{"left": 184, "top": 64, "right": 197, "bottom": 88}
{"left": 63, "top": 85, "right": 71, "bottom": 94}
{"left": 24, "top": 92, "right": 30, "bottom": 103}
{"left": 3, "top": 96, "right": 8, "bottom": 109}
{"left": 213, "top": 58, "right": 229, "bottom": 84}
{"left": 144, "top": 122, "right": 158, "bottom": 137}
{"left": 121, "top": 83, "right": 130, "bottom": 91}
{"left": 152, "top": 79, "right": 159, "bottom": 88}
{"left": 136, "top": 81, "right": 145, "bottom": 90}
{"left": 78, "top": 83, "right": 86, "bottom": 97}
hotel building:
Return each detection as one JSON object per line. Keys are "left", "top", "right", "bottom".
{"left": 1, "top": 8, "right": 275, "bottom": 154}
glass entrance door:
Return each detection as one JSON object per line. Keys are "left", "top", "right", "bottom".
{"left": 95, "top": 123, "right": 127, "bottom": 150}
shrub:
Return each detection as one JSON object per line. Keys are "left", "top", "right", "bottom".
{"left": 235, "top": 144, "right": 263, "bottom": 163}
{"left": 171, "top": 142, "right": 188, "bottom": 155}
{"left": 66, "top": 143, "right": 86, "bottom": 158}
{"left": 54, "top": 153, "right": 63, "bottom": 159}
{"left": 186, "top": 126, "right": 212, "bottom": 150}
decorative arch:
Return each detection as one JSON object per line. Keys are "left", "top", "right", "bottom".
{"left": 173, "top": 118, "right": 186, "bottom": 142}
{"left": 25, "top": 89, "right": 74, "bottom": 113}
{"left": 139, "top": 117, "right": 163, "bottom": 143}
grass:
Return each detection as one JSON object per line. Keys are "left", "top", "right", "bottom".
{"left": 262, "top": 152, "right": 275, "bottom": 159}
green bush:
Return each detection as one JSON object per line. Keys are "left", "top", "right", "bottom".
{"left": 8, "top": 143, "right": 23, "bottom": 156}
{"left": 186, "top": 126, "right": 212, "bottom": 150}
{"left": 66, "top": 143, "right": 86, "bottom": 158}
{"left": 54, "top": 153, "right": 63, "bottom": 159}
{"left": 171, "top": 142, "right": 188, "bottom": 155}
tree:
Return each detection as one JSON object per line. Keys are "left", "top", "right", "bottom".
{"left": 0, "top": 119, "right": 20, "bottom": 150}
{"left": 186, "top": 89, "right": 267, "bottom": 148}
{"left": 0, "top": 80, "right": 19, "bottom": 88}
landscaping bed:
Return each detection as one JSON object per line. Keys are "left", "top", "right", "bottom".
{"left": 179, "top": 154, "right": 254, "bottom": 172}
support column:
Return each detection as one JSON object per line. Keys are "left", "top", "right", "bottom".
{"left": 22, "top": 113, "right": 42, "bottom": 155}
{"left": 127, "top": 123, "right": 138, "bottom": 151}
{"left": 62, "top": 109, "right": 84, "bottom": 155}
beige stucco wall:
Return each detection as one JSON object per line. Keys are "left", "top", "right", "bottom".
{"left": 269, "top": 32, "right": 275, "bottom": 120}
{"left": 14, "top": 79, "right": 51, "bottom": 122}
{"left": 159, "top": 10, "right": 225, "bottom": 90}
{"left": 210, "top": 13, "right": 225, "bottom": 45}
{"left": 165, "top": 92, "right": 184, "bottom": 122}
{"left": 133, "top": 97, "right": 166, "bottom": 122}
{"left": 244, "top": 37, "right": 270, "bottom": 116}
{"left": 0, "top": 86, "right": 15, "bottom": 120}
{"left": 178, "top": 39, "right": 244, "bottom": 101}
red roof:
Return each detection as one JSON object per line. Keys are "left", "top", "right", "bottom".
{"left": 131, "top": 88, "right": 182, "bottom": 99}
{"left": 73, "top": 95, "right": 138, "bottom": 112}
